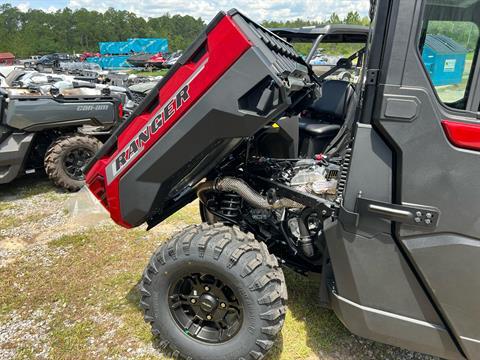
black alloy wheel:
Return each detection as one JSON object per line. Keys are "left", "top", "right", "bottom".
{"left": 168, "top": 272, "right": 243, "bottom": 344}
{"left": 44, "top": 134, "right": 102, "bottom": 191}
{"left": 140, "top": 224, "right": 288, "bottom": 360}
{"left": 62, "top": 147, "right": 95, "bottom": 181}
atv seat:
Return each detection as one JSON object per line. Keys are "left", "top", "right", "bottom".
{"left": 299, "top": 80, "right": 354, "bottom": 156}
{"left": 299, "top": 121, "right": 341, "bottom": 137}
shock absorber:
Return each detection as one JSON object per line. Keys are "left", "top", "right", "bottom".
{"left": 218, "top": 193, "right": 242, "bottom": 218}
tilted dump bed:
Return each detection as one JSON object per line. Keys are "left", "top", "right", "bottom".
{"left": 85, "top": 9, "right": 317, "bottom": 228}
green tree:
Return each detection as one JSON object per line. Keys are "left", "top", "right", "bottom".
{"left": 344, "top": 11, "right": 361, "bottom": 25}
{"left": 328, "top": 12, "right": 341, "bottom": 24}
{"left": 0, "top": 4, "right": 373, "bottom": 59}
{"left": 0, "top": 4, "right": 206, "bottom": 57}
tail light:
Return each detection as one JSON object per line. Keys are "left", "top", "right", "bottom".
{"left": 118, "top": 103, "right": 124, "bottom": 119}
{"left": 442, "top": 120, "right": 480, "bottom": 151}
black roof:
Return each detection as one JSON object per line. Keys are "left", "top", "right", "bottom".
{"left": 270, "top": 24, "right": 370, "bottom": 43}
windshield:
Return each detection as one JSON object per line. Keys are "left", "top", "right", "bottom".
{"left": 293, "top": 41, "right": 365, "bottom": 82}
{"left": 272, "top": 28, "right": 368, "bottom": 83}
{"left": 307, "top": 43, "right": 364, "bottom": 63}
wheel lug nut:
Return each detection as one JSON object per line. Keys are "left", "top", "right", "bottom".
{"left": 220, "top": 303, "right": 226, "bottom": 308}
{"left": 206, "top": 314, "right": 212, "bottom": 320}
{"left": 204, "top": 286, "right": 210, "bottom": 291}
{"left": 190, "top": 298, "right": 196, "bottom": 304}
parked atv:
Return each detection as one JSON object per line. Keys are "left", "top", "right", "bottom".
{"left": 86, "top": 2, "right": 480, "bottom": 360}
{"left": 0, "top": 87, "right": 123, "bottom": 191}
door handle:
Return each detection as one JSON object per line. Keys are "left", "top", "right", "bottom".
{"left": 367, "top": 204, "right": 413, "bottom": 220}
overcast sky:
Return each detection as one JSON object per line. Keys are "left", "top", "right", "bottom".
{"left": 7, "top": 0, "right": 370, "bottom": 22}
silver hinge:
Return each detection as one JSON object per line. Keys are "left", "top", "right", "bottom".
{"left": 356, "top": 197, "right": 439, "bottom": 228}
{"left": 366, "top": 69, "right": 379, "bottom": 86}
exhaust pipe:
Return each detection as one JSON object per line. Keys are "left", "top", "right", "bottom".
{"left": 297, "top": 210, "right": 315, "bottom": 258}
{"left": 197, "top": 177, "right": 315, "bottom": 257}
{"left": 196, "top": 177, "right": 304, "bottom": 210}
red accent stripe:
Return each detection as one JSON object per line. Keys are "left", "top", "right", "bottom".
{"left": 442, "top": 120, "right": 480, "bottom": 151}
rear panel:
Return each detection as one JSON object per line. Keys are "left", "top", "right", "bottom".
{"left": 86, "top": 10, "right": 316, "bottom": 228}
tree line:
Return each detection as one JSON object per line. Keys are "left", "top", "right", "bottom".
{"left": 0, "top": 4, "right": 370, "bottom": 58}
{"left": 427, "top": 21, "right": 478, "bottom": 51}
{"left": 0, "top": 4, "right": 205, "bottom": 57}
{"left": 1, "top": 3, "right": 477, "bottom": 60}
{"left": 264, "top": 12, "right": 371, "bottom": 57}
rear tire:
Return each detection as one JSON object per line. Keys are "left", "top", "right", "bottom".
{"left": 140, "top": 224, "right": 287, "bottom": 360}
{"left": 44, "top": 134, "right": 102, "bottom": 191}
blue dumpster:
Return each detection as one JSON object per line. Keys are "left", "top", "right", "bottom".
{"left": 422, "top": 34, "right": 467, "bottom": 86}
{"left": 91, "top": 38, "right": 169, "bottom": 69}
{"left": 98, "top": 38, "right": 168, "bottom": 55}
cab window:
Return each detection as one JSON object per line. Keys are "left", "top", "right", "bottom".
{"left": 419, "top": 0, "right": 480, "bottom": 110}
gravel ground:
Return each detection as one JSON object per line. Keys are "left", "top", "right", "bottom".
{"left": 0, "top": 177, "right": 439, "bottom": 360}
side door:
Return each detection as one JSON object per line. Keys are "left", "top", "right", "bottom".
{"left": 372, "top": 0, "right": 480, "bottom": 357}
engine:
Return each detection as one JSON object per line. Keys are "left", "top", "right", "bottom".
{"left": 197, "top": 156, "right": 340, "bottom": 270}
{"left": 288, "top": 160, "right": 339, "bottom": 201}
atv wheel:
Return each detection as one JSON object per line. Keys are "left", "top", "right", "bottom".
{"left": 141, "top": 224, "right": 287, "bottom": 360}
{"left": 44, "top": 134, "right": 102, "bottom": 191}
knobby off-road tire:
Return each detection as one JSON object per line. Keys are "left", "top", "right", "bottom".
{"left": 140, "top": 224, "right": 288, "bottom": 360}
{"left": 44, "top": 134, "right": 102, "bottom": 192}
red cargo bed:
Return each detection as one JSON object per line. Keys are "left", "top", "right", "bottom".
{"left": 85, "top": 9, "right": 315, "bottom": 228}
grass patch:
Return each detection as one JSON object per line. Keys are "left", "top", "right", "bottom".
{"left": 0, "top": 191, "right": 432, "bottom": 359}
{"left": 15, "top": 182, "right": 54, "bottom": 199}
{"left": 0, "top": 202, "right": 16, "bottom": 211}
{"left": 128, "top": 69, "right": 168, "bottom": 77}
{"left": 0, "top": 215, "right": 17, "bottom": 230}
{"left": 267, "top": 270, "right": 350, "bottom": 359}
{"left": 0, "top": 302, "right": 16, "bottom": 318}
{"left": 50, "top": 319, "right": 98, "bottom": 358}
{"left": 49, "top": 234, "right": 89, "bottom": 248}
{"left": 13, "top": 346, "right": 36, "bottom": 360}
{"left": 163, "top": 201, "right": 200, "bottom": 225}
{"left": 0, "top": 215, "right": 351, "bottom": 360}
{"left": 24, "top": 213, "right": 47, "bottom": 223}
{"left": 0, "top": 178, "right": 57, "bottom": 201}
